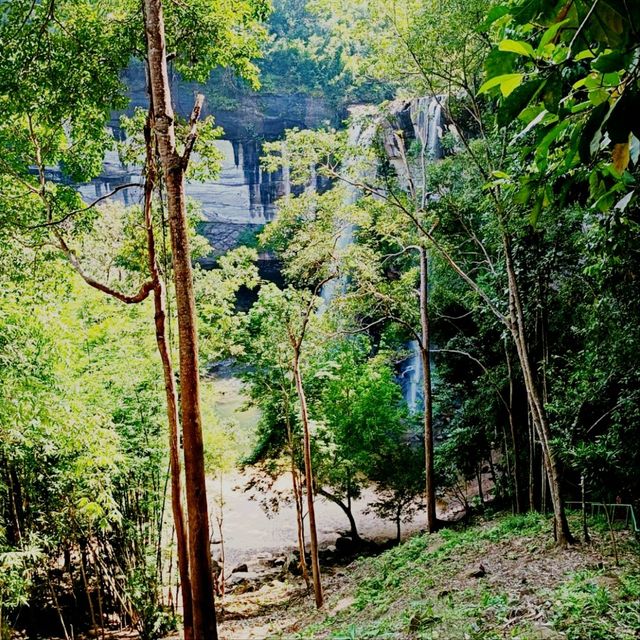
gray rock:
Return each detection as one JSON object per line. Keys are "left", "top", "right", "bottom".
{"left": 226, "top": 571, "right": 261, "bottom": 587}
{"left": 272, "top": 556, "right": 286, "bottom": 567}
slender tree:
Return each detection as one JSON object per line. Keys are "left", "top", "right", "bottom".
{"left": 143, "top": 120, "right": 194, "bottom": 640}
{"left": 143, "top": 0, "right": 217, "bottom": 635}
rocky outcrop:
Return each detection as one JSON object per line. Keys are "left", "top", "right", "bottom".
{"left": 75, "top": 63, "right": 342, "bottom": 260}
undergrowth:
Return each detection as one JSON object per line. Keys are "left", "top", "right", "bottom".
{"left": 290, "top": 512, "right": 640, "bottom": 640}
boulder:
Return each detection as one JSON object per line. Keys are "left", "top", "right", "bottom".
{"left": 272, "top": 556, "right": 286, "bottom": 567}
{"left": 335, "top": 535, "right": 356, "bottom": 556}
{"left": 231, "top": 563, "right": 248, "bottom": 574}
{"left": 226, "top": 571, "right": 262, "bottom": 590}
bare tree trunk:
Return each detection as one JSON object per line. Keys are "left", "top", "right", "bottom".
{"left": 504, "top": 341, "right": 521, "bottom": 513}
{"left": 580, "top": 474, "right": 590, "bottom": 543}
{"left": 292, "top": 352, "right": 323, "bottom": 609}
{"left": 291, "top": 461, "right": 310, "bottom": 587}
{"left": 285, "top": 412, "right": 310, "bottom": 587}
{"left": 419, "top": 246, "right": 437, "bottom": 532}
{"left": 503, "top": 237, "right": 573, "bottom": 545}
{"left": 528, "top": 413, "right": 535, "bottom": 511}
{"left": 142, "top": 132, "right": 194, "bottom": 640}
{"left": 476, "top": 465, "right": 485, "bottom": 507}
{"left": 80, "top": 547, "right": 97, "bottom": 633}
{"left": 317, "top": 487, "right": 361, "bottom": 542}
{"left": 143, "top": 1, "right": 217, "bottom": 635}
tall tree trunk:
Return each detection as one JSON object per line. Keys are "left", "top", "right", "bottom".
{"left": 284, "top": 409, "right": 309, "bottom": 587}
{"left": 291, "top": 463, "right": 310, "bottom": 587}
{"left": 504, "top": 340, "right": 522, "bottom": 513}
{"left": 142, "top": 137, "right": 194, "bottom": 640}
{"left": 476, "top": 465, "right": 485, "bottom": 507}
{"left": 317, "top": 487, "right": 361, "bottom": 542}
{"left": 528, "top": 412, "right": 535, "bottom": 511}
{"left": 503, "top": 237, "right": 573, "bottom": 545}
{"left": 419, "top": 246, "right": 437, "bottom": 533}
{"left": 292, "top": 352, "right": 323, "bottom": 609}
{"left": 143, "top": 1, "right": 217, "bottom": 636}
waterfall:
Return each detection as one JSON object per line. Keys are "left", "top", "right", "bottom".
{"left": 315, "top": 98, "right": 444, "bottom": 413}
{"left": 281, "top": 142, "right": 292, "bottom": 198}
{"left": 410, "top": 96, "right": 444, "bottom": 161}
{"left": 319, "top": 106, "right": 377, "bottom": 311}
{"left": 401, "top": 96, "right": 445, "bottom": 411}
{"left": 401, "top": 341, "right": 424, "bottom": 413}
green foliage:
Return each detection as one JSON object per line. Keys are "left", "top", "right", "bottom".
{"left": 308, "top": 0, "right": 494, "bottom": 100}
{"left": 203, "top": 0, "right": 388, "bottom": 108}
{"left": 0, "top": 251, "right": 171, "bottom": 630}
{"left": 127, "top": 561, "right": 177, "bottom": 640}
{"left": 310, "top": 339, "right": 423, "bottom": 532}
{"left": 0, "top": 544, "right": 43, "bottom": 623}
{"left": 550, "top": 570, "right": 640, "bottom": 640}
{"left": 482, "top": 0, "right": 640, "bottom": 212}
{"left": 195, "top": 246, "right": 260, "bottom": 363}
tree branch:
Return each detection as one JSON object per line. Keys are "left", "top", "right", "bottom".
{"left": 182, "top": 93, "right": 204, "bottom": 168}
{"left": 27, "top": 183, "right": 141, "bottom": 229}
{"left": 55, "top": 230, "right": 154, "bottom": 304}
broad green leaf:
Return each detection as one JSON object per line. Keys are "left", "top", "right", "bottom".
{"left": 571, "top": 100, "right": 592, "bottom": 113}
{"left": 483, "top": 4, "right": 511, "bottom": 27}
{"left": 593, "top": 51, "right": 628, "bottom": 73}
{"left": 539, "top": 19, "right": 570, "bottom": 48}
{"left": 575, "top": 49, "right": 595, "bottom": 61}
{"left": 500, "top": 73, "right": 525, "bottom": 97}
{"left": 529, "top": 191, "right": 544, "bottom": 227}
{"left": 588, "top": 89, "right": 609, "bottom": 106}
{"left": 478, "top": 74, "right": 513, "bottom": 94}
{"left": 485, "top": 48, "right": 517, "bottom": 78}
{"left": 498, "top": 79, "right": 544, "bottom": 127}
{"left": 499, "top": 39, "right": 535, "bottom": 58}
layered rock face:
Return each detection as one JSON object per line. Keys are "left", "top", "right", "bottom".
{"left": 75, "top": 64, "right": 339, "bottom": 259}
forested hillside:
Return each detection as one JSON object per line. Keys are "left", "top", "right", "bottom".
{"left": 0, "top": 0, "right": 638, "bottom": 639}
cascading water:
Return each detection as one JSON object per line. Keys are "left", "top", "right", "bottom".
{"left": 319, "top": 106, "right": 377, "bottom": 310}
{"left": 402, "top": 341, "right": 424, "bottom": 413}
{"left": 316, "top": 98, "right": 445, "bottom": 412}
{"left": 410, "top": 96, "right": 444, "bottom": 161}
{"left": 399, "top": 96, "right": 445, "bottom": 411}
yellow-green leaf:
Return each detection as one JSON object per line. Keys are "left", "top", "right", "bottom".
{"left": 539, "top": 19, "right": 570, "bottom": 48}
{"left": 479, "top": 74, "right": 524, "bottom": 96}
{"left": 500, "top": 73, "right": 525, "bottom": 97}
{"left": 499, "top": 39, "right": 535, "bottom": 58}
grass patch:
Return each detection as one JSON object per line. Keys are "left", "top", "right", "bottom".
{"left": 288, "top": 512, "right": 640, "bottom": 640}
{"left": 549, "top": 569, "right": 640, "bottom": 639}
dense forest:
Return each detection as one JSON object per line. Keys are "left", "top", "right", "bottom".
{"left": 0, "top": 0, "right": 639, "bottom": 638}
